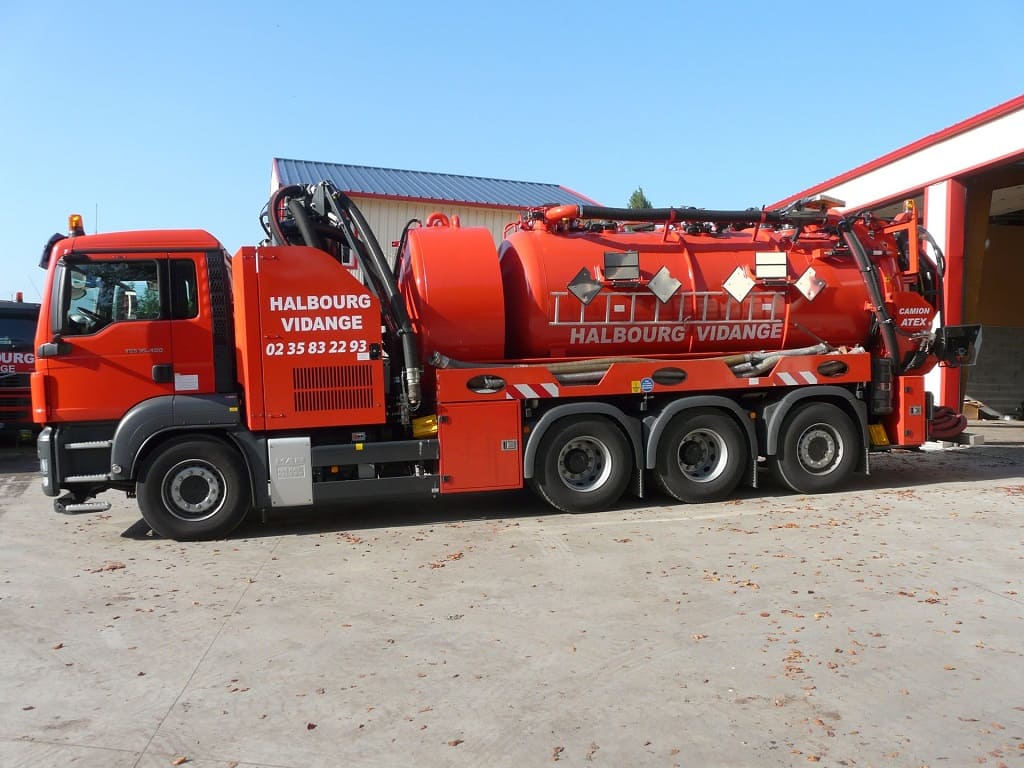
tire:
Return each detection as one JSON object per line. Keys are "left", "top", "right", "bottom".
{"left": 137, "top": 437, "right": 250, "bottom": 541}
{"left": 654, "top": 408, "right": 746, "bottom": 503}
{"left": 769, "top": 402, "right": 858, "bottom": 494}
{"left": 529, "top": 417, "right": 632, "bottom": 514}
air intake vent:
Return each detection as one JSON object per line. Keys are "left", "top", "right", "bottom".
{"left": 293, "top": 364, "right": 374, "bottom": 412}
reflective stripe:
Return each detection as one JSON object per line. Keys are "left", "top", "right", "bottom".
{"left": 515, "top": 384, "right": 540, "bottom": 398}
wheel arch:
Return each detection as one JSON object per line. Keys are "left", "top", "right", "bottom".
{"left": 523, "top": 402, "right": 642, "bottom": 481}
{"left": 110, "top": 394, "right": 242, "bottom": 480}
{"left": 762, "top": 386, "right": 868, "bottom": 472}
{"left": 109, "top": 394, "right": 262, "bottom": 505}
{"left": 643, "top": 396, "right": 758, "bottom": 486}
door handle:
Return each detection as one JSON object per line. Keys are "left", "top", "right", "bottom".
{"left": 152, "top": 364, "right": 174, "bottom": 383}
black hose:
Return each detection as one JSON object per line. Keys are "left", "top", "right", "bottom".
{"left": 393, "top": 219, "right": 422, "bottom": 280}
{"left": 287, "top": 198, "right": 325, "bottom": 252}
{"left": 324, "top": 187, "right": 423, "bottom": 409}
{"left": 917, "top": 226, "right": 947, "bottom": 320}
{"left": 265, "top": 182, "right": 424, "bottom": 408}
{"left": 839, "top": 220, "right": 902, "bottom": 372}
{"left": 564, "top": 205, "right": 828, "bottom": 226}
{"left": 267, "top": 185, "right": 304, "bottom": 246}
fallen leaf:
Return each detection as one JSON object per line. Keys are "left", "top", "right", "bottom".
{"left": 586, "top": 742, "right": 600, "bottom": 761}
{"left": 307, "top": 722, "right": 317, "bottom": 730}
{"left": 691, "top": 633, "right": 707, "bottom": 641}
{"left": 171, "top": 758, "right": 188, "bottom": 766}
{"left": 90, "top": 561, "right": 126, "bottom": 573}
{"left": 52, "top": 643, "right": 64, "bottom": 650}
{"left": 22, "top": 706, "right": 34, "bottom": 711}
{"left": 448, "top": 738, "right": 464, "bottom": 747}
{"left": 552, "top": 745, "right": 565, "bottom": 761}
{"left": 943, "top": 665, "right": 956, "bottom": 671}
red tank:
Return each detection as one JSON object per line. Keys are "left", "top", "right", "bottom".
{"left": 399, "top": 213, "right": 918, "bottom": 363}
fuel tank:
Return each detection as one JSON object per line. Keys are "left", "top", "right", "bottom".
{"left": 400, "top": 218, "right": 904, "bottom": 362}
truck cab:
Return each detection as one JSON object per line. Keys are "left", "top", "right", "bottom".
{"left": 34, "top": 229, "right": 236, "bottom": 510}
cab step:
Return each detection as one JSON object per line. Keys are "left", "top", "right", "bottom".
{"left": 54, "top": 497, "right": 111, "bottom": 515}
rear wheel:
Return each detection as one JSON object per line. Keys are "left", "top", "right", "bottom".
{"left": 529, "top": 417, "right": 632, "bottom": 513}
{"left": 137, "top": 437, "right": 250, "bottom": 541}
{"left": 655, "top": 408, "right": 746, "bottom": 503}
{"left": 769, "top": 402, "right": 858, "bottom": 494}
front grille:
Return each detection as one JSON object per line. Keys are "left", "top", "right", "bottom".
{"left": 293, "top": 364, "right": 374, "bottom": 412}
{"left": 0, "top": 373, "right": 30, "bottom": 389}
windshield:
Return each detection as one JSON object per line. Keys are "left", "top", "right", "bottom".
{"left": 0, "top": 316, "right": 37, "bottom": 347}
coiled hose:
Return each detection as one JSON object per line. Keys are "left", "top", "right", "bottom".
{"left": 928, "top": 406, "right": 967, "bottom": 441}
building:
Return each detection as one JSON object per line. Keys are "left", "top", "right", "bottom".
{"left": 775, "top": 94, "right": 1024, "bottom": 415}
{"left": 271, "top": 158, "right": 599, "bottom": 251}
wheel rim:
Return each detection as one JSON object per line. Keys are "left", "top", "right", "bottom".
{"left": 556, "top": 435, "right": 613, "bottom": 492}
{"left": 162, "top": 460, "right": 226, "bottom": 522}
{"left": 676, "top": 428, "right": 729, "bottom": 483}
{"left": 796, "top": 423, "right": 843, "bottom": 475}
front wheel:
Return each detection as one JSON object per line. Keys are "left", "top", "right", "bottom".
{"left": 137, "top": 437, "right": 250, "bottom": 541}
{"left": 769, "top": 402, "right": 858, "bottom": 494}
{"left": 529, "top": 416, "right": 632, "bottom": 514}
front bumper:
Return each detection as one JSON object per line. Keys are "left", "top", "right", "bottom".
{"left": 37, "top": 426, "right": 58, "bottom": 497}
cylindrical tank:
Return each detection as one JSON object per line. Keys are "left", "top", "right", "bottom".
{"left": 499, "top": 227, "right": 885, "bottom": 359}
{"left": 399, "top": 219, "right": 904, "bottom": 362}
{"left": 399, "top": 223, "right": 506, "bottom": 362}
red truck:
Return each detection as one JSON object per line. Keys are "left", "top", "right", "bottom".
{"left": 1, "top": 295, "right": 40, "bottom": 434}
{"left": 33, "top": 185, "right": 979, "bottom": 540}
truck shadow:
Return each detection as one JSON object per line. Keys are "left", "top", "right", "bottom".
{"left": 120, "top": 441, "right": 1024, "bottom": 540}
{"left": 0, "top": 439, "right": 38, "bottom": 474}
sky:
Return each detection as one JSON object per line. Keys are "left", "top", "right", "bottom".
{"left": 1, "top": 0, "right": 1022, "bottom": 302}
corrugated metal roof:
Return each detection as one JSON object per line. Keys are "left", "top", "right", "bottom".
{"left": 274, "top": 158, "right": 599, "bottom": 208}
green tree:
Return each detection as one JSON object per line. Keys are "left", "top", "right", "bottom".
{"left": 628, "top": 187, "right": 653, "bottom": 209}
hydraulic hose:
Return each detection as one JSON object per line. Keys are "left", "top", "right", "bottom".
{"left": 394, "top": 219, "right": 422, "bottom": 280}
{"left": 839, "top": 220, "right": 902, "bottom": 372}
{"left": 267, "top": 185, "right": 304, "bottom": 246}
{"left": 917, "top": 225, "right": 947, "bottom": 321}
{"left": 327, "top": 188, "right": 423, "bottom": 409}
{"left": 268, "top": 182, "right": 423, "bottom": 409}
{"left": 286, "top": 198, "right": 324, "bottom": 252}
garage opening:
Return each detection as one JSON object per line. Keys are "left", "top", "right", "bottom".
{"left": 963, "top": 164, "right": 1024, "bottom": 418}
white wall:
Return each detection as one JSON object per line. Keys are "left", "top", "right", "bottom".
{"left": 352, "top": 197, "right": 521, "bottom": 259}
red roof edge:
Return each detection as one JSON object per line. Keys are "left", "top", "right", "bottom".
{"left": 772, "top": 92, "right": 1024, "bottom": 209}
{"left": 557, "top": 184, "right": 603, "bottom": 207}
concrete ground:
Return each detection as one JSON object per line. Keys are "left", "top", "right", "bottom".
{"left": 1, "top": 424, "right": 1022, "bottom": 768}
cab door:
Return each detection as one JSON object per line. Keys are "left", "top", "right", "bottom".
{"left": 40, "top": 254, "right": 175, "bottom": 423}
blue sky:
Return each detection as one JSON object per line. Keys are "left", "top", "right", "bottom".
{"left": 1, "top": 0, "right": 1022, "bottom": 301}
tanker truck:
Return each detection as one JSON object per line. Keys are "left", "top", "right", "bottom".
{"left": 0, "top": 294, "right": 40, "bottom": 435}
{"left": 32, "top": 183, "right": 979, "bottom": 540}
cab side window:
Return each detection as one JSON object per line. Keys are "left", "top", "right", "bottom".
{"left": 169, "top": 259, "right": 199, "bottom": 319}
{"left": 64, "top": 261, "right": 161, "bottom": 335}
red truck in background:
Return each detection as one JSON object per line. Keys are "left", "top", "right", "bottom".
{"left": 32, "top": 184, "right": 980, "bottom": 540}
{"left": 0, "top": 294, "right": 40, "bottom": 434}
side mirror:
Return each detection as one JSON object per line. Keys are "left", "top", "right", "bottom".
{"left": 38, "top": 340, "right": 71, "bottom": 358}
{"left": 934, "top": 325, "right": 982, "bottom": 367}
